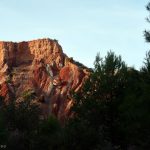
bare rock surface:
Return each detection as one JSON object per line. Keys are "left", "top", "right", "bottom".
{"left": 0, "top": 38, "right": 90, "bottom": 120}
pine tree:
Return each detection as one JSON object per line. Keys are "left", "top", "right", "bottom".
{"left": 144, "top": 2, "right": 150, "bottom": 42}
{"left": 65, "top": 51, "right": 128, "bottom": 150}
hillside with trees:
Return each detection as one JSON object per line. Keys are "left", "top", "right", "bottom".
{"left": 0, "top": 2, "right": 150, "bottom": 150}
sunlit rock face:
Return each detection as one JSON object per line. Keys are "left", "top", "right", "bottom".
{"left": 0, "top": 38, "right": 89, "bottom": 121}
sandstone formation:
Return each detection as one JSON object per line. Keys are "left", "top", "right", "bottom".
{"left": 0, "top": 38, "right": 89, "bottom": 121}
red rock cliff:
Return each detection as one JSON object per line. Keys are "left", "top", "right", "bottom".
{"left": 0, "top": 38, "right": 89, "bottom": 120}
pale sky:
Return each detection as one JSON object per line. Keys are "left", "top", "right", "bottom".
{"left": 0, "top": 0, "right": 149, "bottom": 69}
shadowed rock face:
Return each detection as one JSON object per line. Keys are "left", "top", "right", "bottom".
{"left": 0, "top": 38, "right": 89, "bottom": 121}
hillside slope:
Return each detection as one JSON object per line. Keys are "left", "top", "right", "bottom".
{"left": 0, "top": 38, "right": 90, "bottom": 121}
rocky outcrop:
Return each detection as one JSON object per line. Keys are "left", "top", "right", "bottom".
{"left": 0, "top": 38, "right": 89, "bottom": 121}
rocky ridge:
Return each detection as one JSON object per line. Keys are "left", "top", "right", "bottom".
{"left": 0, "top": 38, "right": 89, "bottom": 121}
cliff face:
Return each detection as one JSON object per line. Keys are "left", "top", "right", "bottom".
{"left": 0, "top": 38, "right": 89, "bottom": 120}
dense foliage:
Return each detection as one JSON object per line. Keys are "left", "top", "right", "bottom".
{"left": 0, "top": 50, "right": 150, "bottom": 150}
{"left": 65, "top": 51, "right": 150, "bottom": 150}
